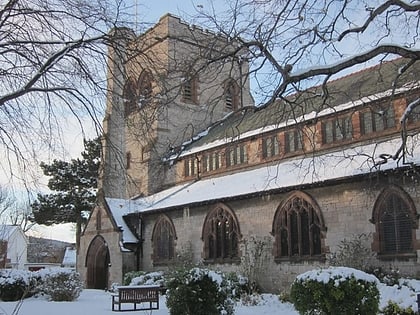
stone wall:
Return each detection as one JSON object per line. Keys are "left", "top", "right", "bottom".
{"left": 138, "top": 176, "right": 420, "bottom": 292}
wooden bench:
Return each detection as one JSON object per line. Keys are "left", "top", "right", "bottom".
{"left": 111, "top": 285, "right": 160, "bottom": 312}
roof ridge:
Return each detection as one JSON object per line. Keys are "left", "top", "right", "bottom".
{"left": 324, "top": 57, "right": 404, "bottom": 86}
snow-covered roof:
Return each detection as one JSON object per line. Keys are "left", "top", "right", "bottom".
{"left": 106, "top": 135, "right": 420, "bottom": 219}
{"left": 62, "top": 247, "right": 76, "bottom": 266}
{"left": 105, "top": 198, "right": 139, "bottom": 244}
{"left": 0, "top": 225, "right": 23, "bottom": 241}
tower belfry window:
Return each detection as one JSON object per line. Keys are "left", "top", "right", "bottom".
{"left": 124, "top": 70, "right": 154, "bottom": 117}
{"left": 225, "top": 80, "right": 239, "bottom": 111}
{"left": 181, "top": 75, "right": 198, "bottom": 104}
{"left": 138, "top": 72, "right": 153, "bottom": 106}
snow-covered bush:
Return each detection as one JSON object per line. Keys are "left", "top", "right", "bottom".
{"left": 166, "top": 267, "right": 235, "bottom": 315}
{"left": 224, "top": 272, "right": 250, "bottom": 299}
{"left": 38, "top": 268, "right": 83, "bottom": 301}
{"left": 126, "top": 271, "right": 165, "bottom": 287}
{"left": 123, "top": 271, "right": 143, "bottom": 285}
{"left": 290, "top": 267, "right": 380, "bottom": 315}
{"left": 0, "top": 269, "right": 37, "bottom": 301}
{"left": 368, "top": 266, "right": 401, "bottom": 287}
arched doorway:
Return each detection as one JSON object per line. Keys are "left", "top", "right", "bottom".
{"left": 85, "top": 235, "right": 110, "bottom": 289}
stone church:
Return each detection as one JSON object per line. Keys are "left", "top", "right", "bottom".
{"left": 77, "top": 14, "right": 420, "bottom": 292}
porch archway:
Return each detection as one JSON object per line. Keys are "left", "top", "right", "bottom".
{"left": 85, "top": 235, "right": 110, "bottom": 289}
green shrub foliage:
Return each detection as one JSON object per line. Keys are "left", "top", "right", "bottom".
{"left": 0, "top": 269, "right": 36, "bottom": 301}
{"left": 123, "top": 271, "right": 145, "bottom": 285}
{"left": 290, "top": 267, "right": 380, "bottom": 315}
{"left": 381, "top": 301, "right": 415, "bottom": 315}
{"left": 40, "top": 268, "right": 83, "bottom": 301}
{"left": 124, "top": 271, "right": 165, "bottom": 287}
{"left": 166, "top": 268, "right": 235, "bottom": 315}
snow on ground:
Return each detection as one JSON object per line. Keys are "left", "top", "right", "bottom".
{"left": 0, "top": 289, "right": 299, "bottom": 315}
{"left": 1, "top": 281, "right": 420, "bottom": 315}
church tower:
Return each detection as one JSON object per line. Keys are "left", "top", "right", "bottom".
{"left": 100, "top": 14, "right": 254, "bottom": 199}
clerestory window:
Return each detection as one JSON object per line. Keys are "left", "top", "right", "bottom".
{"left": 262, "top": 135, "right": 280, "bottom": 158}
{"left": 226, "top": 144, "right": 247, "bottom": 167}
{"left": 284, "top": 129, "right": 303, "bottom": 153}
{"left": 360, "top": 104, "right": 395, "bottom": 135}
{"left": 322, "top": 116, "right": 353, "bottom": 144}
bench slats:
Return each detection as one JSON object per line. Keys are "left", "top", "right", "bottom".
{"left": 111, "top": 286, "right": 160, "bottom": 312}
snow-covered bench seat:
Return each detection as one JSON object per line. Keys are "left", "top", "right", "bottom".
{"left": 111, "top": 285, "right": 160, "bottom": 312}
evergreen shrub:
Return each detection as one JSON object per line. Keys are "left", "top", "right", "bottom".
{"left": 165, "top": 267, "right": 235, "bottom": 315}
{"left": 125, "top": 270, "right": 165, "bottom": 287}
{"left": 0, "top": 269, "right": 36, "bottom": 301}
{"left": 290, "top": 267, "right": 380, "bottom": 315}
{"left": 123, "top": 270, "right": 144, "bottom": 285}
{"left": 381, "top": 301, "right": 415, "bottom": 315}
{"left": 39, "top": 268, "right": 83, "bottom": 301}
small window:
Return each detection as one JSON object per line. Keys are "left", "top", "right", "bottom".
{"left": 226, "top": 144, "right": 247, "bottom": 167}
{"left": 360, "top": 104, "right": 395, "bottom": 135}
{"left": 322, "top": 116, "right": 353, "bottom": 144}
{"left": 262, "top": 135, "right": 280, "bottom": 158}
{"left": 96, "top": 210, "right": 101, "bottom": 231}
{"left": 202, "top": 205, "right": 241, "bottom": 262}
{"left": 152, "top": 215, "right": 176, "bottom": 264}
{"left": 182, "top": 75, "right": 198, "bottom": 104}
{"left": 184, "top": 157, "right": 197, "bottom": 177}
{"left": 225, "top": 80, "right": 240, "bottom": 111}
{"left": 202, "top": 152, "right": 221, "bottom": 173}
{"left": 284, "top": 129, "right": 303, "bottom": 153}
{"left": 272, "top": 191, "right": 325, "bottom": 261}
{"left": 126, "top": 152, "right": 131, "bottom": 169}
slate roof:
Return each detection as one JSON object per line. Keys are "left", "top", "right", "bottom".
{"left": 177, "top": 58, "right": 420, "bottom": 154}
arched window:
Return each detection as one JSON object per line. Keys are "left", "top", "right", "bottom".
{"left": 272, "top": 191, "right": 325, "bottom": 261}
{"left": 202, "top": 204, "right": 241, "bottom": 263}
{"left": 124, "top": 71, "right": 153, "bottom": 117}
{"left": 371, "top": 186, "right": 417, "bottom": 257}
{"left": 137, "top": 71, "right": 153, "bottom": 104}
{"left": 224, "top": 80, "right": 239, "bottom": 111}
{"left": 151, "top": 215, "right": 176, "bottom": 264}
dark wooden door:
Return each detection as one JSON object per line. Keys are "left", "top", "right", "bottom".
{"left": 86, "top": 236, "right": 110, "bottom": 289}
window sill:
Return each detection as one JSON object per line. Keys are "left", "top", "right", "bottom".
{"left": 152, "top": 259, "right": 175, "bottom": 267}
{"left": 377, "top": 252, "right": 417, "bottom": 261}
{"left": 203, "top": 257, "right": 241, "bottom": 265}
{"left": 274, "top": 255, "right": 325, "bottom": 264}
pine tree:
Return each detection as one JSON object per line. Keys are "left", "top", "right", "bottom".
{"left": 31, "top": 138, "right": 100, "bottom": 249}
